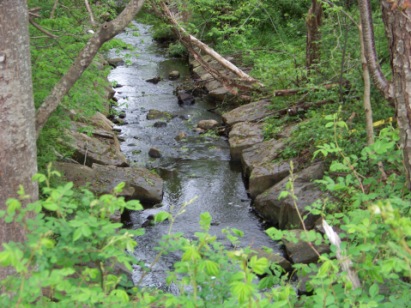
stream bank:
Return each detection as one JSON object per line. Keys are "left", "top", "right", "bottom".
{"left": 55, "top": 20, "right": 332, "bottom": 294}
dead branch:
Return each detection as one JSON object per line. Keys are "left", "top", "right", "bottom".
{"left": 29, "top": 19, "right": 58, "bottom": 39}
{"left": 322, "top": 219, "right": 361, "bottom": 289}
{"left": 273, "top": 82, "right": 347, "bottom": 97}
{"left": 50, "top": 0, "right": 59, "bottom": 18}
{"left": 85, "top": 0, "right": 96, "bottom": 26}
{"left": 156, "top": 1, "right": 264, "bottom": 96}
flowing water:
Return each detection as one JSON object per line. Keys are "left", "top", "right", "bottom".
{"left": 107, "top": 22, "right": 281, "bottom": 290}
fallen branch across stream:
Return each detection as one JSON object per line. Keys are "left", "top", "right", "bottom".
{"left": 151, "top": 1, "right": 265, "bottom": 99}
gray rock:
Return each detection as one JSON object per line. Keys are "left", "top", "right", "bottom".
{"left": 222, "top": 100, "right": 272, "bottom": 126}
{"left": 249, "top": 161, "right": 291, "bottom": 199}
{"left": 175, "top": 131, "right": 187, "bottom": 141}
{"left": 253, "top": 162, "right": 326, "bottom": 230}
{"left": 67, "top": 129, "right": 128, "bottom": 167}
{"left": 54, "top": 162, "right": 163, "bottom": 205}
{"left": 92, "top": 164, "right": 163, "bottom": 205}
{"left": 168, "top": 70, "right": 180, "bottom": 80}
{"left": 241, "top": 139, "right": 285, "bottom": 177}
{"left": 228, "top": 122, "right": 264, "bottom": 161}
{"left": 250, "top": 248, "right": 292, "bottom": 272}
{"left": 90, "top": 112, "right": 114, "bottom": 131}
{"left": 153, "top": 121, "right": 167, "bottom": 128}
{"left": 208, "top": 87, "right": 230, "bottom": 102}
{"left": 283, "top": 230, "right": 330, "bottom": 264}
{"left": 197, "top": 119, "right": 219, "bottom": 130}
{"left": 146, "top": 76, "right": 162, "bottom": 84}
{"left": 146, "top": 109, "right": 172, "bottom": 120}
{"left": 107, "top": 57, "right": 124, "bottom": 67}
{"left": 177, "top": 91, "right": 195, "bottom": 105}
{"left": 149, "top": 148, "right": 162, "bottom": 158}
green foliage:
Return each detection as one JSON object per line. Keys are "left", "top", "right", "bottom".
{"left": 156, "top": 213, "right": 296, "bottom": 307}
{"left": 168, "top": 42, "right": 188, "bottom": 58}
{"left": 0, "top": 169, "right": 144, "bottom": 306}
{"left": 28, "top": 0, "right": 129, "bottom": 169}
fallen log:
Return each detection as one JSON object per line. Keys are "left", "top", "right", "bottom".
{"left": 254, "top": 99, "right": 336, "bottom": 122}
{"left": 149, "top": 1, "right": 264, "bottom": 100}
{"left": 273, "top": 82, "right": 347, "bottom": 97}
{"left": 159, "top": 2, "right": 263, "bottom": 87}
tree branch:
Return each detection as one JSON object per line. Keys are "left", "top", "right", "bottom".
{"left": 158, "top": 1, "right": 264, "bottom": 88}
{"left": 357, "top": 0, "right": 392, "bottom": 100}
{"left": 84, "top": 0, "right": 96, "bottom": 26}
{"left": 29, "top": 18, "right": 58, "bottom": 39}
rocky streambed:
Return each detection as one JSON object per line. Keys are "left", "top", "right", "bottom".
{"left": 56, "top": 21, "right": 332, "bottom": 293}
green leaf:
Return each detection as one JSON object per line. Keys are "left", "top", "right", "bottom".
{"left": 154, "top": 211, "right": 171, "bottom": 223}
{"left": 113, "top": 182, "right": 126, "bottom": 194}
{"left": 203, "top": 260, "right": 219, "bottom": 276}
{"left": 231, "top": 228, "right": 244, "bottom": 237}
{"left": 6, "top": 198, "right": 21, "bottom": 214}
{"left": 42, "top": 201, "right": 59, "bottom": 211}
{"left": 182, "top": 245, "right": 201, "bottom": 261}
{"left": 369, "top": 283, "right": 379, "bottom": 298}
{"left": 249, "top": 256, "right": 268, "bottom": 275}
{"left": 32, "top": 173, "right": 47, "bottom": 183}
{"left": 278, "top": 191, "right": 289, "bottom": 200}
{"left": 329, "top": 161, "right": 350, "bottom": 172}
{"left": 199, "top": 212, "right": 212, "bottom": 231}
{"left": 110, "top": 289, "right": 130, "bottom": 303}
{"left": 41, "top": 238, "right": 55, "bottom": 249}
{"left": 266, "top": 227, "right": 283, "bottom": 240}
{"left": 73, "top": 228, "right": 82, "bottom": 242}
{"left": 230, "top": 281, "right": 254, "bottom": 303}
{"left": 126, "top": 200, "right": 143, "bottom": 211}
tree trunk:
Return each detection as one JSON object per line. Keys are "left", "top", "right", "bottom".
{"left": 306, "top": 0, "right": 323, "bottom": 72}
{"left": 0, "top": 0, "right": 38, "bottom": 278}
{"left": 35, "top": 0, "right": 146, "bottom": 136}
{"left": 358, "top": 0, "right": 411, "bottom": 188}
{"left": 380, "top": 2, "right": 411, "bottom": 187}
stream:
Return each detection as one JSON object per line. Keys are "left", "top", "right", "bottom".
{"left": 107, "top": 22, "right": 281, "bottom": 291}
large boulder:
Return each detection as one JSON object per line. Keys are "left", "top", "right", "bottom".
{"left": 67, "top": 128, "right": 128, "bottom": 167}
{"left": 92, "top": 164, "right": 163, "bottom": 205}
{"left": 107, "top": 57, "right": 124, "bottom": 67}
{"left": 241, "top": 139, "right": 285, "bottom": 177}
{"left": 283, "top": 230, "right": 330, "bottom": 264}
{"left": 250, "top": 248, "right": 292, "bottom": 272}
{"left": 177, "top": 91, "right": 195, "bottom": 105}
{"left": 248, "top": 161, "right": 291, "bottom": 199}
{"left": 253, "top": 162, "right": 326, "bottom": 230}
{"left": 222, "top": 100, "right": 272, "bottom": 126}
{"left": 208, "top": 87, "right": 231, "bottom": 102}
{"left": 228, "top": 122, "right": 264, "bottom": 161}
{"left": 90, "top": 112, "right": 114, "bottom": 131}
{"left": 54, "top": 162, "right": 163, "bottom": 206}
{"left": 197, "top": 119, "right": 219, "bottom": 130}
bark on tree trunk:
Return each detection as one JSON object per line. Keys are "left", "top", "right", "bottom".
{"left": 306, "top": 0, "right": 323, "bottom": 72}
{"left": 0, "top": 0, "right": 38, "bottom": 278}
{"left": 381, "top": 2, "right": 411, "bottom": 187}
{"left": 35, "top": 0, "right": 146, "bottom": 137}
{"left": 358, "top": 0, "right": 411, "bottom": 188}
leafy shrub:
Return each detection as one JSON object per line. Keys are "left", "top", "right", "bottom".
{"left": 0, "top": 169, "right": 144, "bottom": 306}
